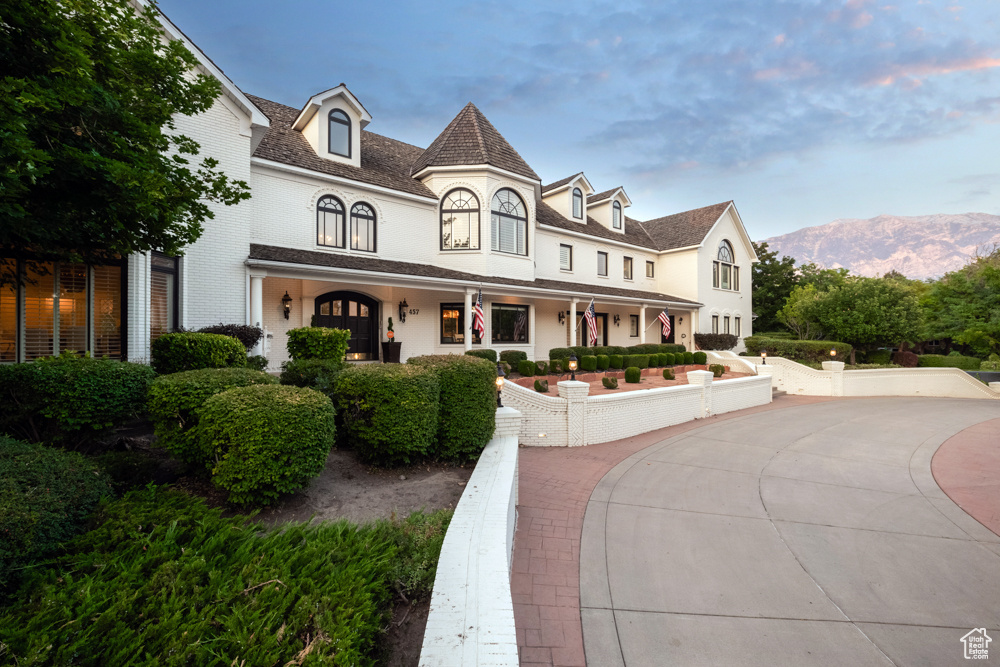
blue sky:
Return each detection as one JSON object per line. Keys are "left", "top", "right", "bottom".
{"left": 158, "top": 0, "right": 1000, "bottom": 239}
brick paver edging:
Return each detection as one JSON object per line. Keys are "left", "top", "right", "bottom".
{"left": 511, "top": 395, "right": 837, "bottom": 666}
{"left": 931, "top": 416, "right": 1000, "bottom": 537}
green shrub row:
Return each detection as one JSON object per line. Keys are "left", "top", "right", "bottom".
{"left": 0, "top": 354, "right": 155, "bottom": 445}
{"left": 626, "top": 354, "right": 650, "bottom": 369}
{"left": 693, "top": 333, "right": 739, "bottom": 350}
{"left": 981, "top": 360, "right": 1000, "bottom": 371}
{"left": 917, "top": 354, "right": 982, "bottom": 370}
{"left": 0, "top": 487, "right": 451, "bottom": 666}
{"left": 744, "top": 337, "right": 852, "bottom": 363}
{"left": 499, "top": 350, "right": 527, "bottom": 365}
{"left": 580, "top": 356, "right": 598, "bottom": 372}
{"left": 549, "top": 343, "right": 684, "bottom": 361}
{"left": 518, "top": 359, "right": 536, "bottom": 376}
{"left": 286, "top": 327, "right": 351, "bottom": 361}
{"left": 151, "top": 332, "right": 247, "bottom": 374}
{"left": 464, "top": 348, "right": 498, "bottom": 362}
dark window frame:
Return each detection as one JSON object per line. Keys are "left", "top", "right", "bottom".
{"left": 350, "top": 201, "right": 377, "bottom": 253}
{"left": 317, "top": 195, "right": 346, "bottom": 249}
{"left": 151, "top": 251, "right": 179, "bottom": 342}
{"left": 440, "top": 188, "right": 481, "bottom": 251}
{"left": 559, "top": 244, "right": 573, "bottom": 271}
{"left": 440, "top": 302, "right": 482, "bottom": 345}
{"left": 712, "top": 314, "right": 719, "bottom": 334}
{"left": 612, "top": 201, "right": 622, "bottom": 229}
{"left": 328, "top": 109, "right": 351, "bottom": 158}
{"left": 646, "top": 260, "right": 654, "bottom": 278}
{"left": 629, "top": 314, "right": 639, "bottom": 337}
{"left": 597, "top": 251, "right": 608, "bottom": 277}
{"left": 491, "top": 303, "right": 530, "bottom": 344}
{"left": 572, "top": 187, "right": 583, "bottom": 219}
{"left": 735, "top": 316, "right": 741, "bottom": 337}
{"left": 623, "top": 256, "right": 633, "bottom": 280}
{"left": 490, "top": 188, "right": 529, "bottom": 256}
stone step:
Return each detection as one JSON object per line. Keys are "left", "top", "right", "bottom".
{"left": 772, "top": 389, "right": 787, "bottom": 398}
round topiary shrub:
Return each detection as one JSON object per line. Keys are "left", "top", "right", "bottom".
{"left": 602, "top": 376, "right": 618, "bottom": 389}
{"left": 192, "top": 385, "right": 335, "bottom": 505}
{"left": 625, "top": 367, "right": 641, "bottom": 384}
{"left": 333, "top": 364, "right": 439, "bottom": 466}
{"left": 286, "top": 327, "right": 351, "bottom": 361}
{"left": 0, "top": 437, "right": 112, "bottom": 590}
{"left": 596, "top": 355, "right": 610, "bottom": 371}
{"left": 534, "top": 379, "right": 549, "bottom": 393}
{"left": 517, "top": 359, "right": 536, "bottom": 377}
{"left": 279, "top": 358, "right": 347, "bottom": 393}
{"left": 609, "top": 354, "right": 624, "bottom": 369}
{"left": 535, "top": 360, "right": 549, "bottom": 375}
{"left": 709, "top": 364, "right": 725, "bottom": 377}
{"left": 663, "top": 368, "right": 675, "bottom": 380}
{"left": 151, "top": 332, "right": 248, "bottom": 375}
{"left": 147, "top": 368, "right": 278, "bottom": 465}
{"left": 625, "top": 354, "right": 650, "bottom": 369}
{"left": 500, "top": 350, "right": 528, "bottom": 366}
{"left": 663, "top": 352, "right": 675, "bottom": 365}
{"left": 693, "top": 351, "right": 708, "bottom": 365}
{"left": 683, "top": 352, "right": 695, "bottom": 364}
{"left": 580, "top": 355, "right": 598, "bottom": 372}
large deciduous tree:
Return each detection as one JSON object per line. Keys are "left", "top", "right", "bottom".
{"left": 0, "top": 0, "right": 250, "bottom": 284}
{"left": 922, "top": 249, "right": 1000, "bottom": 357}
{"left": 750, "top": 242, "right": 799, "bottom": 333}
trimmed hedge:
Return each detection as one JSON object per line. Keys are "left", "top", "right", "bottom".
{"left": 660, "top": 344, "right": 686, "bottom": 354}
{"left": 624, "top": 367, "right": 641, "bottom": 383}
{"left": 693, "top": 333, "right": 739, "bottom": 351}
{"left": 0, "top": 355, "right": 155, "bottom": 445}
{"left": 596, "top": 355, "right": 610, "bottom": 371}
{"left": 580, "top": 355, "right": 598, "bottom": 372}
{"left": 517, "top": 359, "right": 536, "bottom": 377}
{"left": 278, "top": 358, "right": 347, "bottom": 394}
{"left": 609, "top": 354, "right": 624, "bottom": 370}
{"left": 602, "top": 377, "right": 618, "bottom": 389}
{"left": 151, "top": 332, "right": 247, "bottom": 374}
{"left": 465, "top": 348, "right": 498, "bottom": 363}
{"left": 744, "top": 337, "right": 853, "bottom": 364}
{"left": 535, "top": 360, "right": 549, "bottom": 375}
{"left": 693, "top": 351, "right": 708, "bottom": 365}
{"left": 663, "top": 352, "right": 675, "bottom": 365}
{"left": 408, "top": 355, "right": 496, "bottom": 461}
{"left": 663, "top": 368, "right": 675, "bottom": 380}
{"left": 193, "top": 385, "right": 335, "bottom": 504}
{"left": 625, "top": 354, "right": 650, "bottom": 369}
{"left": 286, "top": 327, "right": 351, "bottom": 361}
{"left": 196, "top": 323, "right": 263, "bottom": 352}
{"left": 147, "top": 368, "right": 277, "bottom": 465}
{"left": 549, "top": 359, "right": 562, "bottom": 373}
{"left": 917, "top": 354, "right": 982, "bottom": 370}
{"left": 628, "top": 344, "right": 661, "bottom": 355}
{"left": 534, "top": 379, "right": 549, "bottom": 393}
{"left": 548, "top": 347, "right": 572, "bottom": 361}
{"left": 709, "top": 364, "right": 725, "bottom": 377}
{"left": 683, "top": 351, "right": 694, "bottom": 364}
{"left": 500, "top": 350, "right": 527, "bottom": 366}
{"left": 0, "top": 437, "right": 112, "bottom": 591}
{"left": 333, "top": 364, "right": 439, "bottom": 466}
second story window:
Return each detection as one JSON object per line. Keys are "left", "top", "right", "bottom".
{"left": 597, "top": 251, "right": 608, "bottom": 277}
{"left": 612, "top": 201, "right": 622, "bottom": 230}
{"left": 572, "top": 187, "right": 583, "bottom": 219}
{"left": 441, "top": 189, "right": 480, "bottom": 250}
{"left": 560, "top": 244, "right": 572, "bottom": 271}
{"left": 317, "top": 195, "right": 345, "bottom": 248}
{"left": 713, "top": 240, "right": 739, "bottom": 290}
{"left": 350, "top": 202, "right": 376, "bottom": 252}
{"left": 328, "top": 109, "right": 351, "bottom": 158}
{"left": 646, "top": 260, "right": 654, "bottom": 278}
{"left": 624, "top": 256, "right": 633, "bottom": 280}
{"left": 491, "top": 188, "right": 527, "bottom": 256}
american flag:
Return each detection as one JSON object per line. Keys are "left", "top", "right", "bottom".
{"left": 513, "top": 310, "right": 527, "bottom": 341}
{"left": 583, "top": 298, "right": 598, "bottom": 346}
{"left": 471, "top": 287, "right": 486, "bottom": 341}
{"left": 657, "top": 306, "right": 672, "bottom": 339}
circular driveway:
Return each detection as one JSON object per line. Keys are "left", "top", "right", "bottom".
{"left": 580, "top": 398, "right": 1000, "bottom": 666}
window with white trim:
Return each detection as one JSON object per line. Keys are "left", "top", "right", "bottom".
{"left": 712, "top": 315, "right": 719, "bottom": 333}
{"left": 572, "top": 188, "right": 583, "bottom": 219}
{"left": 623, "top": 256, "right": 633, "bottom": 280}
{"left": 491, "top": 188, "right": 528, "bottom": 255}
{"left": 559, "top": 244, "right": 572, "bottom": 271}
{"left": 612, "top": 201, "right": 622, "bottom": 229}
{"left": 441, "top": 189, "right": 480, "bottom": 250}
{"left": 713, "top": 240, "right": 739, "bottom": 290}
{"left": 735, "top": 316, "right": 741, "bottom": 337}
{"left": 597, "top": 251, "right": 608, "bottom": 277}
{"left": 646, "top": 260, "right": 654, "bottom": 278}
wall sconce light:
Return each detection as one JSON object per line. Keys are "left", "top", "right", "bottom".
{"left": 761, "top": 350, "right": 767, "bottom": 365}
{"left": 558, "top": 311, "right": 566, "bottom": 325}
{"left": 495, "top": 362, "right": 506, "bottom": 408}
{"left": 613, "top": 315, "right": 621, "bottom": 326}
{"left": 398, "top": 298, "right": 408, "bottom": 323}
{"left": 678, "top": 316, "right": 684, "bottom": 324}
{"left": 281, "top": 291, "right": 292, "bottom": 320}
{"left": 568, "top": 354, "right": 578, "bottom": 381}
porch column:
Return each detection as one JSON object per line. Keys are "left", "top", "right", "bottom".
{"left": 300, "top": 294, "right": 314, "bottom": 328}
{"left": 639, "top": 303, "right": 647, "bottom": 344}
{"left": 250, "top": 274, "right": 264, "bottom": 356}
{"left": 464, "top": 288, "right": 474, "bottom": 352}
{"left": 570, "top": 299, "right": 579, "bottom": 346}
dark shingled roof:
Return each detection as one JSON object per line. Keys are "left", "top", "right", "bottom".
{"left": 638, "top": 201, "right": 732, "bottom": 251}
{"left": 247, "top": 94, "right": 436, "bottom": 199}
{"left": 410, "top": 103, "right": 540, "bottom": 181}
{"left": 542, "top": 173, "right": 583, "bottom": 193}
{"left": 536, "top": 202, "right": 658, "bottom": 250}
{"left": 587, "top": 188, "right": 620, "bottom": 204}
{"left": 248, "top": 244, "right": 699, "bottom": 305}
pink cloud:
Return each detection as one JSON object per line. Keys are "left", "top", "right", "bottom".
{"left": 872, "top": 56, "right": 1000, "bottom": 86}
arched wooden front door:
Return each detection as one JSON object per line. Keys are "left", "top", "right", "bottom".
{"left": 314, "top": 291, "right": 379, "bottom": 360}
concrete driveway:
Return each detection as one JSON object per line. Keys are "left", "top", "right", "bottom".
{"left": 580, "top": 398, "right": 1000, "bottom": 666}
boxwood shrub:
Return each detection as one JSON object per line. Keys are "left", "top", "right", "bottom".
{"left": 602, "top": 377, "right": 618, "bottom": 389}
{"left": 278, "top": 358, "right": 347, "bottom": 394}
{"left": 147, "top": 368, "right": 278, "bottom": 465}
{"left": 744, "top": 337, "right": 853, "bottom": 364}
{"left": 151, "top": 332, "right": 247, "bottom": 375}
{"left": 659, "top": 344, "right": 686, "bottom": 354}
{"left": 286, "top": 327, "right": 351, "bottom": 361}
{"left": 982, "top": 360, "right": 1000, "bottom": 371}
{"left": 917, "top": 354, "right": 982, "bottom": 370}
{"left": 624, "top": 367, "right": 641, "bottom": 383}
{"left": 693, "top": 333, "right": 739, "bottom": 351}
{"left": 0, "top": 355, "right": 155, "bottom": 445}
{"left": 683, "top": 351, "right": 695, "bottom": 364}
{"left": 517, "top": 359, "right": 536, "bottom": 377}
{"left": 709, "top": 364, "right": 725, "bottom": 377}
{"left": 625, "top": 354, "right": 650, "bottom": 369}
{"left": 534, "top": 379, "right": 549, "bottom": 393}
{"left": 663, "top": 368, "right": 675, "bottom": 380}
{"left": 628, "top": 344, "right": 660, "bottom": 355}
{"left": 500, "top": 350, "right": 527, "bottom": 366}
{"left": 663, "top": 352, "right": 675, "bottom": 365}
{"left": 196, "top": 323, "right": 263, "bottom": 352}
{"left": 693, "top": 351, "right": 708, "bottom": 364}
{"left": 609, "top": 354, "right": 624, "bottom": 369}
{"left": 549, "top": 359, "right": 563, "bottom": 373}
{"left": 408, "top": 355, "right": 496, "bottom": 461}
{"left": 596, "top": 355, "right": 610, "bottom": 371}
{"left": 0, "top": 437, "right": 112, "bottom": 591}
{"left": 548, "top": 347, "right": 572, "bottom": 361}
{"left": 465, "top": 348, "right": 498, "bottom": 362}
{"left": 333, "top": 364, "right": 439, "bottom": 466}
{"left": 193, "top": 385, "right": 335, "bottom": 505}
{"left": 580, "top": 355, "right": 598, "bottom": 372}
{"left": 535, "top": 360, "right": 549, "bottom": 375}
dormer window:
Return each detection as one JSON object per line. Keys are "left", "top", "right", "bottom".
{"left": 328, "top": 109, "right": 351, "bottom": 157}
{"left": 612, "top": 201, "right": 622, "bottom": 229}
{"left": 572, "top": 187, "right": 583, "bottom": 219}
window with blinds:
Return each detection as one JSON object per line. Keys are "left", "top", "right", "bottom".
{"left": 150, "top": 254, "right": 178, "bottom": 342}
{"left": 93, "top": 265, "right": 122, "bottom": 358}
{"left": 0, "top": 259, "right": 16, "bottom": 362}
{"left": 597, "top": 251, "right": 608, "bottom": 277}
{"left": 559, "top": 244, "right": 572, "bottom": 271}
{"left": 23, "top": 264, "right": 56, "bottom": 361}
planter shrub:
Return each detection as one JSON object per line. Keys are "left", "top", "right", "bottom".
{"left": 333, "top": 364, "right": 439, "bottom": 466}
{"left": 693, "top": 333, "right": 739, "bottom": 351}
{"left": 464, "top": 349, "right": 498, "bottom": 363}
{"left": 580, "top": 355, "right": 598, "bottom": 372}
{"left": 709, "top": 364, "right": 725, "bottom": 377}
{"left": 609, "top": 354, "right": 624, "bottom": 369}
{"left": 624, "top": 367, "right": 641, "bottom": 383}
{"left": 286, "top": 327, "right": 351, "bottom": 361}
{"left": 534, "top": 379, "right": 549, "bottom": 393}
{"left": 278, "top": 358, "right": 347, "bottom": 394}
{"left": 196, "top": 323, "right": 263, "bottom": 352}
{"left": 0, "top": 437, "right": 112, "bottom": 591}
{"left": 625, "top": 354, "right": 649, "bottom": 369}
{"left": 548, "top": 347, "right": 572, "bottom": 361}
{"left": 517, "top": 359, "right": 536, "bottom": 377}
{"left": 744, "top": 337, "right": 852, "bottom": 364}
{"left": 193, "top": 385, "right": 335, "bottom": 505}
{"left": 693, "top": 351, "right": 708, "bottom": 365}
{"left": 500, "top": 350, "right": 527, "bottom": 366}
{"left": 663, "top": 368, "right": 675, "bottom": 380}
{"left": 147, "top": 368, "right": 277, "bottom": 465}
{"left": 596, "top": 355, "right": 610, "bottom": 371}
{"left": 0, "top": 355, "right": 156, "bottom": 445}
{"left": 408, "top": 355, "right": 496, "bottom": 461}
{"left": 892, "top": 350, "right": 919, "bottom": 367}
{"left": 917, "top": 354, "right": 981, "bottom": 370}
{"left": 602, "top": 377, "right": 618, "bottom": 389}
{"left": 151, "top": 332, "right": 247, "bottom": 374}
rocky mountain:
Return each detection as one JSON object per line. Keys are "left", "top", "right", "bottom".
{"left": 760, "top": 213, "right": 1000, "bottom": 280}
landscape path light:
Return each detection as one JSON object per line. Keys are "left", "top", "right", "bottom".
{"left": 495, "top": 362, "right": 505, "bottom": 408}
{"left": 830, "top": 348, "right": 837, "bottom": 359}
{"left": 568, "top": 354, "right": 578, "bottom": 381}
{"left": 761, "top": 350, "right": 767, "bottom": 365}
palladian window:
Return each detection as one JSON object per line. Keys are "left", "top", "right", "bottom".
{"left": 572, "top": 187, "right": 583, "bottom": 219}
{"left": 491, "top": 188, "right": 527, "bottom": 256}
{"left": 441, "top": 189, "right": 480, "bottom": 250}
{"left": 713, "top": 240, "right": 739, "bottom": 290}
{"left": 328, "top": 109, "right": 351, "bottom": 157}
{"left": 350, "top": 202, "right": 376, "bottom": 252}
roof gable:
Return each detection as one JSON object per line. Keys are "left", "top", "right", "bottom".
{"left": 638, "top": 201, "right": 733, "bottom": 251}
{"left": 291, "top": 84, "right": 372, "bottom": 131}
{"left": 411, "top": 103, "right": 539, "bottom": 181}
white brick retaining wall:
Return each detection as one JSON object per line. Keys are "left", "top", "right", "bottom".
{"left": 419, "top": 407, "right": 521, "bottom": 667}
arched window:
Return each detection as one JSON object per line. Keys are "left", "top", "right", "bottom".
{"left": 572, "top": 187, "right": 583, "bottom": 219}
{"left": 441, "top": 189, "right": 480, "bottom": 250}
{"left": 328, "top": 109, "right": 351, "bottom": 157}
{"left": 350, "top": 202, "right": 376, "bottom": 252}
{"left": 317, "top": 195, "right": 345, "bottom": 248}
{"left": 491, "top": 188, "right": 527, "bottom": 256}
{"left": 612, "top": 201, "right": 622, "bottom": 229}
{"left": 713, "top": 240, "right": 739, "bottom": 290}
